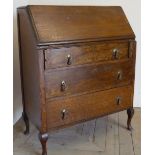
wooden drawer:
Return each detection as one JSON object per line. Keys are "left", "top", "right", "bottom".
{"left": 45, "top": 60, "right": 134, "bottom": 99}
{"left": 44, "top": 41, "right": 129, "bottom": 69}
{"left": 46, "top": 86, "right": 133, "bottom": 130}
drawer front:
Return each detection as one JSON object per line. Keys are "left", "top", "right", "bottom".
{"left": 94, "top": 42, "right": 129, "bottom": 62}
{"left": 45, "top": 60, "right": 134, "bottom": 99}
{"left": 45, "top": 41, "right": 129, "bottom": 69}
{"left": 46, "top": 86, "right": 133, "bottom": 130}
{"left": 45, "top": 45, "right": 93, "bottom": 69}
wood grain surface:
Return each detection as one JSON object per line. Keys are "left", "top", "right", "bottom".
{"left": 46, "top": 86, "right": 133, "bottom": 130}
{"left": 45, "top": 60, "right": 134, "bottom": 98}
{"left": 28, "top": 5, "right": 135, "bottom": 45}
{"left": 18, "top": 8, "right": 41, "bottom": 130}
{"left": 45, "top": 41, "right": 129, "bottom": 69}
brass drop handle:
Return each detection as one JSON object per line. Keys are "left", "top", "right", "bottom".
{"left": 67, "top": 54, "right": 72, "bottom": 65}
{"left": 117, "top": 71, "right": 122, "bottom": 80}
{"left": 116, "top": 96, "right": 122, "bottom": 105}
{"left": 61, "top": 80, "right": 67, "bottom": 91}
{"left": 113, "top": 48, "right": 119, "bottom": 59}
{"left": 61, "top": 109, "right": 68, "bottom": 120}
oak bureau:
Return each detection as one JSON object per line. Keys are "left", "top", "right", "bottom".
{"left": 17, "top": 5, "right": 136, "bottom": 155}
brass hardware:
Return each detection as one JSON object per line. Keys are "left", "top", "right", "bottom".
{"left": 117, "top": 71, "right": 122, "bottom": 80}
{"left": 116, "top": 96, "right": 122, "bottom": 105}
{"left": 67, "top": 54, "right": 72, "bottom": 65}
{"left": 61, "top": 80, "right": 66, "bottom": 91}
{"left": 61, "top": 109, "right": 67, "bottom": 120}
{"left": 113, "top": 48, "right": 119, "bottom": 59}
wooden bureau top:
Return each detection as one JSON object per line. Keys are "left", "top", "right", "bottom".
{"left": 26, "top": 5, "right": 135, "bottom": 45}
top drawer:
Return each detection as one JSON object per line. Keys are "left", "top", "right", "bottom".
{"left": 44, "top": 41, "right": 129, "bottom": 69}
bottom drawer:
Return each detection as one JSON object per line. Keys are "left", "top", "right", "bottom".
{"left": 46, "top": 86, "right": 133, "bottom": 130}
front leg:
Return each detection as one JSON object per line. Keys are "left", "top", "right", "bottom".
{"left": 127, "top": 108, "right": 134, "bottom": 130}
{"left": 39, "top": 133, "right": 48, "bottom": 155}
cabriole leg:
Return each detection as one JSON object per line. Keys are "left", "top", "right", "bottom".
{"left": 39, "top": 133, "right": 48, "bottom": 155}
{"left": 22, "top": 112, "right": 29, "bottom": 135}
{"left": 127, "top": 108, "right": 134, "bottom": 130}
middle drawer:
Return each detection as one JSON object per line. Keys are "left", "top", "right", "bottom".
{"left": 45, "top": 60, "right": 134, "bottom": 99}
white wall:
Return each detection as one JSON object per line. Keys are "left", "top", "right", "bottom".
{"left": 13, "top": 0, "right": 29, "bottom": 124}
{"left": 14, "top": 0, "right": 141, "bottom": 123}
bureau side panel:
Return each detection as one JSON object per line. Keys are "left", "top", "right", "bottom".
{"left": 129, "top": 40, "right": 137, "bottom": 107}
{"left": 17, "top": 8, "right": 41, "bottom": 129}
